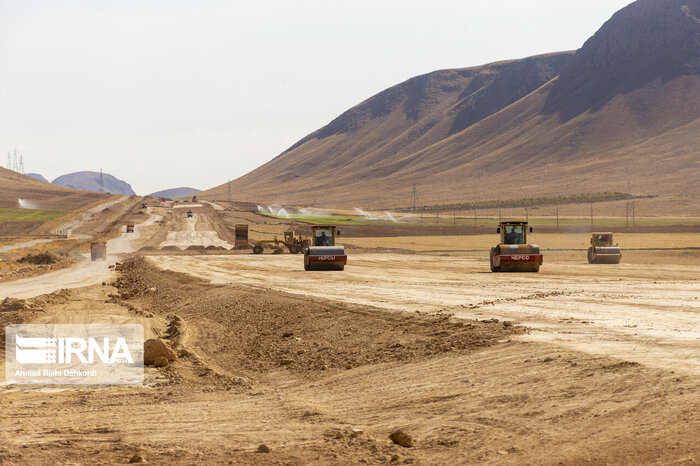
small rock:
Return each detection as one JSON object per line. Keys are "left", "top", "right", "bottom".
{"left": 256, "top": 444, "right": 270, "bottom": 453}
{"left": 280, "top": 358, "right": 294, "bottom": 366}
{"left": 389, "top": 429, "right": 413, "bottom": 448}
{"left": 390, "top": 454, "right": 400, "bottom": 462}
{"left": 128, "top": 453, "right": 145, "bottom": 463}
{"left": 497, "top": 450, "right": 508, "bottom": 455}
{"left": 542, "top": 357, "right": 554, "bottom": 363}
{"left": 281, "top": 332, "right": 294, "bottom": 338}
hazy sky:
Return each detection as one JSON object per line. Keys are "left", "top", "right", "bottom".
{"left": 0, "top": 0, "right": 632, "bottom": 195}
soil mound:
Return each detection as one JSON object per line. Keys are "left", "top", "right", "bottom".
{"left": 18, "top": 252, "right": 59, "bottom": 265}
{"left": 114, "top": 257, "right": 523, "bottom": 375}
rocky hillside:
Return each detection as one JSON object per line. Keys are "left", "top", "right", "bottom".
{"left": 200, "top": 0, "right": 700, "bottom": 208}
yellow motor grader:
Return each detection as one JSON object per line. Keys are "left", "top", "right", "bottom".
{"left": 252, "top": 230, "right": 310, "bottom": 254}
{"left": 588, "top": 232, "right": 622, "bottom": 264}
{"left": 490, "top": 221, "right": 542, "bottom": 272}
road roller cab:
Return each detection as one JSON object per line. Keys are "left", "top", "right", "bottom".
{"left": 588, "top": 232, "right": 622, "bottom": 264}
{"left": 304, "top": 225, "right": 347, "bottom": 271}
{"left": 490, "top": 221, "right": 543, "bottom": 272}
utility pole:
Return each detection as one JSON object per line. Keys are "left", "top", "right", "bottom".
{"left": 474, "top": 209, "right": 477, "bottom": 227}
{"left": 453, "top": 210, "right": 456, "bottom": 225}
{"left": 626, "top": 201, "right": 629, "bottom": 228}
{"left": 99, "top": 169, "right": 104, "bottom": 192}
{"left": 499, "top": 208, "right": 502, "bottom": 222}
{"left": 632, "top": 200, "right": 636, "bottom": 227}
{"left": 525, "top": 207, "right": 529, "bottom": 223}
{"left": 590, "top": 203, "right": 594, "bottom": 229}
{"left": 412, "top": 183, "right": 417, "bottom": 213}
{"left": 556, "top": 205, "right": 559, "bottom": 231}
{"left": 436, "top": 210, "right": 439, "bottom": 224}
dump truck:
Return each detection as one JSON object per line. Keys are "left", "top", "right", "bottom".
{"left": 186, "top": 210, "right": 193, "bottom": 218}
{"left": 90, "top": 242, "right": 107, "bottom": 261}
{"left": 304, "top": 225, "right": 346, "bottom": 271}
{"left": 253, "top": 230, "right": 310, "bottom": 254}
{"left": 588, "top": 232, "right": 622, "bottom": 264}
{"left": 490, "top": 221, "right": 542, "bottom": 272}
{"left": 126, "top": 224, "right": 135, "bottom": 233}
{"left": 234, "top": 224, "right": 249, "bottom": 248}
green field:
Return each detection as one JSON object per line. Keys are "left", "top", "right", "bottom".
{"left": 0, "top": 207, "right": 69, "bottom": 222}
{"left": 260, "top": 211, "right": 700, "bottom": 228}
{"left": 261, "top": 213, "right": 377, "bottom": 225}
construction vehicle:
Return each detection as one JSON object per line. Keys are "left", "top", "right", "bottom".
{"left": 588, "top": 232, "right": 622, "bottom": 264}
{"left": 186, "top": 210, "right": 193, "bottom": 218}
{"left": 253, "top": 230, "right": 310, "bottom": 254}
{"left": 304, "top": 225, "right": 346, "bottom": 271}
{"left": 234, "top": 224, "right": 249, "bottom": 248}
{"left": 490, "top": 221, "right": 542, "bottom": 272}
{"left": 192, "top": 195, "right": 198, "bottom": 202}
{"left": 141, "top": 203, "right": 147, "bottom": 209}
{"left": 90, "top": 242, "right": 107, "bottom": 261}
{"left": 126, "top": 224, "right": 135, "bottom": 233}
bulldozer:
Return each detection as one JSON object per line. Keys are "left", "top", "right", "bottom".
{"left": 304, "top": 225, "right": 346, "bottom": 271}
{"left": 253, "top": 230, "right": 310, "bottom": 255}
{"left": 588, "top": 232, "right": 622, "bottom": 264}
{"left": 490, "top": 221, "right": 542, "bottom": 272}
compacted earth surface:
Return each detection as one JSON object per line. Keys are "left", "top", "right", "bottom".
{"left": 0, "top": 202, "right": 698, "bottom": 464}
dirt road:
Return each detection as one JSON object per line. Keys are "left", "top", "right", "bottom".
{"left": 148, "top": 253, "right": 700, "bottom": 375}
{"left": 159, "top": 210, "right": 231, "bottom": 249}
{"left": 0, "top": 209, "right": 161, "bottom": 300}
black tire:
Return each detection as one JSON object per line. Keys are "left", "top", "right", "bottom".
{"left": 288, "top": 245, "right": 299, "bottom": 254}
{"left": 587, "top": 247, "right": 594, "bottom": 264}
{"left": 489, "top": 247, "right": 500, "bottom": 272}
{"left": 253, "top": 244, "right": 264, "bottom": 255}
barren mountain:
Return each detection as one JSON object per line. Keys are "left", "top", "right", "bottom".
{"left": 146, "top": 187, "right": 200, "bottom": 199}
{"left": 200, "top": 0, "right": 700, "bottom": 208}
{"left": 25, "top": 173, "right": 48, "bottom": 183}
{"left": 52, "top": 171, "right": 136, "bottom": 196}
{"left": 0, "top": 167, "right": 109, "bottom": 210}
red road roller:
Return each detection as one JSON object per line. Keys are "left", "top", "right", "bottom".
{"left": 490, "top": 221, "right": 543, "bottom": 272}
{"left": 304, "top": 225, "right": 346, "bottom": 271}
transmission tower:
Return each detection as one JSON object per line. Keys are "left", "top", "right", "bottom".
{"left": 99, "top": 169, "right": 104, "bottom": 192}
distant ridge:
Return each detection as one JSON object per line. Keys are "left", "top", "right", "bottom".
{"left": 52, "top": 171, "right": 136, "bottom": 196}
{"left": 0, "top": 166, "right": 109, "bottom": 210}
{"left": 146, "top": 187, "right": 200, "bottom": 199}
{"left": 26, "top": 173, "right": 48, "bottom": 182}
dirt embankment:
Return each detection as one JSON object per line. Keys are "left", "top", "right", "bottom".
{"left": 113, "top": 257, "right": 522, "bottom": 375}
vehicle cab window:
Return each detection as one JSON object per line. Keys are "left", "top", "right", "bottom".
{"left": 314, "top": 228, "right": 334, "bottom": 246}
